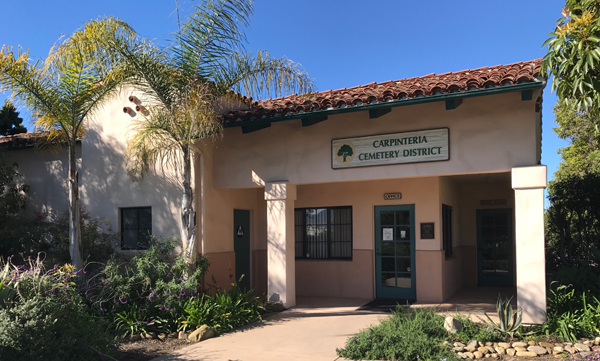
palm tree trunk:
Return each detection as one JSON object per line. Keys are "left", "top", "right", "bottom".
{"left": 181, "top": 147, "right": 196, "bottom": 266}
{"left": 68, "top": 141, "right": 83, "bottom": 271}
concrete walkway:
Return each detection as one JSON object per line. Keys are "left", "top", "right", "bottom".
{"left": 153, "top": 287, "right": 510, "bottom": 361}
{"left": 153, "top": 297, "right": 388, "bottom": 361}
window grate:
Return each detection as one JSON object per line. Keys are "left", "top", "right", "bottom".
{"left": 121, "top": 207, "right": 152, "bottom": 250}
{"left": 294, "top": 206, "right": 352, "bottom": 260}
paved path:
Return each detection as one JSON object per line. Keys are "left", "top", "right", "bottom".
{"left": 153, "top": 297, "right": 388, "bottom": 361}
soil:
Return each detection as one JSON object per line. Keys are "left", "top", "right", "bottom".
{"left": 114, "top": 337, "right": 191, "bottom": 361}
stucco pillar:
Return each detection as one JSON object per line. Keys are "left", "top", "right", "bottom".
{"left": 265, "top": 181, "right": 296, "bottom": 308}
{"left": 511, "top": 165, "right": 547, "bottom": 324}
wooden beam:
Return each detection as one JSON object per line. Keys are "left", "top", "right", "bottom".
{"left": 241, "top": 123, "right": 271, "bottom": 134}
{"left": 445, "top": 98, "right": 463, "bottom": 110}
{"left": 521, "top": 89, "right": 533, "bottom": 101}
{"left": 368, "top": 107, "right": 391, "bottom": 119}
{"left": 301, "top": 116, "right": 328, "bottom": 127}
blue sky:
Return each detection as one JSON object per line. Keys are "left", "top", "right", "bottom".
{"left": 0, "top": 0, "right": 568, "bottom": 182}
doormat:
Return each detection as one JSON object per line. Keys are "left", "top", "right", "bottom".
{"left": 357, "top": 298, "right": 415, "bottom": 312}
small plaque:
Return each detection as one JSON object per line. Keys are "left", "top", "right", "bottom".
{"left": 420, "top": 222, "right": 435, "bottom": 239}
{"left": 480, "top": 199, "right": 507, "bottom": 206}
{"left": 384, "top": 193, "right": 402, "bottom": 200}
{"left": 236, "top": 225, "right": 244, "bottom": 238}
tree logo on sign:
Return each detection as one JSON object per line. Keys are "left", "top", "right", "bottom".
{"left": 335, "top": 142, "right": 355, "bottom": 164}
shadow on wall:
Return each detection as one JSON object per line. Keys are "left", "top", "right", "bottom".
{"left": 3, "top": 146, "right": 79, "bottom": 217}
{"left": 80, "top": 129, "right": 182, "bottom": 242}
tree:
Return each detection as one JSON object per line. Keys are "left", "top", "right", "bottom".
{"left": 552, "top": 100, "right": 600, "bottom": 179}
{"left": 542, "top": 1, "right": 600, "bottom": 112}
{"left": 337, "top": 144, "right": 353, "bottom": 162}
{"left": 0, "top": 18, "right": 130, "bottom": 271}
{"left": 99, "top": 0, "right": 314, "bottom": 263}
{"left": 0, "top": 101, "right": 26, "bottom": 136}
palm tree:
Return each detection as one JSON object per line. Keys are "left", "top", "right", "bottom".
{"left": 0, "top": 19, "right": 131, "bottom": 271}
{"left": 102, "top": 0, "right": 315, "bottom": 262}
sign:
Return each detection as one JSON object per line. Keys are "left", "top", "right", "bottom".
{"left": 420, "top": 222, "right": 435, "bottom": 239}
{"left": 236, "top": 225, "right": 244, "bottom": 238}
{"left": 384, "top": 193, "right": 402, "bottom": 200}
{"left": 382, "top": 228, "right": 393, "bottom": 241}
{"left": 480, "top": 199, "right": 507, "bottom": 206}
{"left": 332, "top": 128, "right": 449, "bottom": 169}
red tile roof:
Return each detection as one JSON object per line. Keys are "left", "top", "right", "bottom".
{"left": 0, "top": 132, "right": 45, "bottom": 149}
{"left": 224, "top": 59, "right": 543, "bottom": 123}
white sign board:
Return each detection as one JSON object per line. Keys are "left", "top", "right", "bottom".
{"left": 332, "top": 128, "right": 449, "bottom": 169}
{"left": 382, "top": 228, "right": 394, "bottom": 241}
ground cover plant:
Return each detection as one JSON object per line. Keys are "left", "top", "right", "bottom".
{"left": 337, "top": 306, "right": 460, "bottom": 361}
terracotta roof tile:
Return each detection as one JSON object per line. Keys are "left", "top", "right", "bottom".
{"left": 224, "top": 59, "right": 544, "bottom": 124}
{"left": 0, "top": 132, "right": 45, "bottom": 149}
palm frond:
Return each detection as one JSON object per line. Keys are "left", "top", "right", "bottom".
{"left": 174, "top": 0, "right": 253, "bottom": 78}
{"left": 212, "top": 49, "right": 315, "bottom": 99}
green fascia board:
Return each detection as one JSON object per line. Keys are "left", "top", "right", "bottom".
{"left": 521, "top": 89, "right": 533, "bottom": 101}
{"left": 224, "top": 81, "right": 546, "bottom": 129}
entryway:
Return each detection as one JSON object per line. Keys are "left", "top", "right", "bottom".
{"left": 476, "top": 209, "right": 513, "bottom": 287}
{"left": 374, "top": 205, "right": 416, "bottom": 300}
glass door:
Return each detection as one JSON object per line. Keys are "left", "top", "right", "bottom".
{"left": 375, "top": 205, "right": 416, "bottom": 300}
{"left": 477, "top": 209, "right": 513, "bottom": 287}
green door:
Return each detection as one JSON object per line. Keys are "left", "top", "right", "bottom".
{"left": 375, "top": 205, "right": 416, "bottom": 300}
{"left": 234, "top": 209, "right": 251, "bottom": 291}
{"left": 477, "top": 209, "right": 513, "bottom": 287}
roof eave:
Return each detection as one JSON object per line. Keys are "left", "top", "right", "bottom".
{"left": 224, "top": 80, "right": 547, "bottom": 129}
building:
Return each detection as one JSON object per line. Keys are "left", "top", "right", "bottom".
{"left": 0, "top": 59, "right": 548, "bottom": 324}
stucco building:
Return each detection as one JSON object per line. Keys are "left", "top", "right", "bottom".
{"left": 0, "top": 59, "right": 548, "bottom": 323}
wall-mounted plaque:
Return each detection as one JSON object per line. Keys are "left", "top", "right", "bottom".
{"left": 384, "top": 193, "right": 402, "bottom": 200}
{"left": 480, "top": 199, "right": 507, "bottom": 206}
{"left": 420, "top": 222, "right": 435, "bottom": 239}
{"left": 332, "top": 128, "right": 449, "bottom": 169}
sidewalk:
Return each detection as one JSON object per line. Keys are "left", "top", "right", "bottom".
{"left": 153, "top": 297, "right": 388, "bottom": 361}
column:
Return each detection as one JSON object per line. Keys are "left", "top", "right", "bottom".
{"left": 265, "top": 181, "right": 296, "bottom": 308}
{"left": 512, "top": 165, "right": 547, "bottom": 324}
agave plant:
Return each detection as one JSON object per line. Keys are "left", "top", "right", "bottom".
{"left": 477, "top": 294, "right": 522, "bottom": 337}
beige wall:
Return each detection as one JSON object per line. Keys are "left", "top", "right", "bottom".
{"left": 5, "top": 145, "right": 80, "bottom": 217}
{"left": 80, "top": 90, "right": 183, "bottom": 251}
{"left": 212, "top": 91, "right": 541, "bottom": 189}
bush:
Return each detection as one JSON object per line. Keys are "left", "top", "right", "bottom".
{"left": 453, "top": 313, "right": 501, "bottom": 343}
{"left": 88, "top": 237, "right": 210, "bottom": 334}
{"left": 182, "top": 282, "right": 265, "bottom": 333}
{"left": 539, "top": 281, "right": 600, "bottom": 341}
{"left": 337, "top": 306, "right": 459, "bottom": 361}
{"left": 545, "top": 173, "right": 600, "bottom": 270}
{"left": 0, "top": 295, "right": 114, "bottom": 361}
{"left": 0, "top": 258, "right": 114, "bottom": 361}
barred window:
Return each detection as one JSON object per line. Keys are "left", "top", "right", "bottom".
{"left": 121, "top": 207, "right": 152, "bottom": 250}
{"left": 294, "top": 206, "right": 352, "bottom": 260}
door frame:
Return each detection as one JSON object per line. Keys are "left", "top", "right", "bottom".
{"left": 374, "top": 204, "right": 416, "bottom": 300}
{"left": 476, "top": 208, "right": 514, "bottom": 287}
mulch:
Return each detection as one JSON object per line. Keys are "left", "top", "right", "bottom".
{"left": 114, "top": 338, "right": 191, "bottom": 361}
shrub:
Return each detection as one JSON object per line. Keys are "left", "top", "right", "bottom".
{"left": 453, "top": 313, "right": 501, "bottom": 343}
{"left": 181, "top": 282, "right": 265, "bottom": 333}
{"left": 337, "top": 306, "right": 459, "bottom": 361}
{"left": 0, "top": 257, "right": 114, "bottom": 361}
{"left": 540, "top": 282, "right": 600, "bottom": 341}
{"left": 87, "top": 237, "right": 210, "bottom": 334}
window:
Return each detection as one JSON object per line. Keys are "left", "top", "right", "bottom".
{"left": 294, "top": 206, "right": 352, "bottom": 260}
{"left": 121, "top": 207, "right": 152, "bottom": 250}
{"left": 442, "top": 204, "right": 453, "bottom": 258}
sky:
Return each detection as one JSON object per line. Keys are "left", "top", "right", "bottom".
{"left": 0, "top": 0, "right": 568, "bottom": 183}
